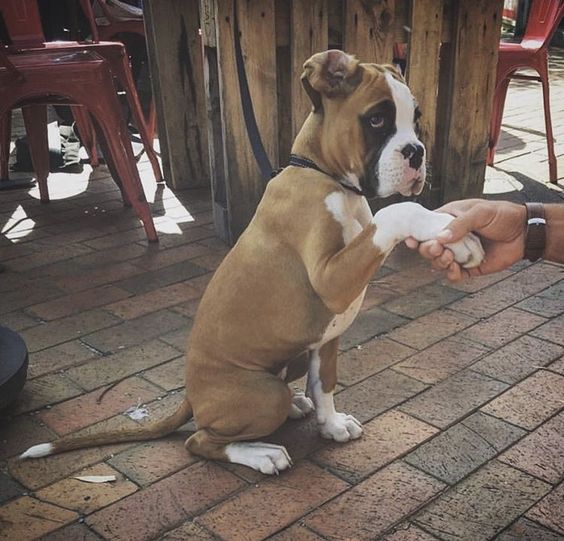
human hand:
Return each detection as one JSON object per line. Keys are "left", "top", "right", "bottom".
{"left": 405, "top": 199, "right": 527, "bottom": 281}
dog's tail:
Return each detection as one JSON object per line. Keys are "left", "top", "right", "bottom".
{"left": 19, "top": 398, "right": 193, "bottom": 459}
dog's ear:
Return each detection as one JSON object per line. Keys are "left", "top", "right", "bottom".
{"left": 380, "top": 63, "right": 406, "bottom": 83}
{"left": 301, "top": 50, "right": 363, "bottom": 112}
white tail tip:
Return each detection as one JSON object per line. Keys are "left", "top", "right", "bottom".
{"left": 19, "top": 442, "right": 54, "bottom": 459}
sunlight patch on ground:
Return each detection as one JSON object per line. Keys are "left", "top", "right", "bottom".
{"left": 27, "top": 165, "right": 94, "bottom": 201}
{"left": 484, "top": 166, "right": 524, "bottom": 194}
{"left": 1, "top": 204, "right": 36, "bottom": 242}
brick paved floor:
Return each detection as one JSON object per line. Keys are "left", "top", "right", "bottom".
{"left": 0, "top": 49, "right": 563, "bottom": 541}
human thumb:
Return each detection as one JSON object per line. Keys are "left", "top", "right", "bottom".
{"left": 435, "top": 214, "right": 475, "bottom": 245}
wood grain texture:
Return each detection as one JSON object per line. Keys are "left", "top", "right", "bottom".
{"left": 439, "top": 0, "right": 503, "bottom": 202}
{"left": 291, "top": 0, "right": 329, "bottom": 139}
{"left": 407, "top": 0, "right": 444, "bottom": 206}
{"left": 215, "top": 0, "right": 278, "bottom": 240}
{"left": 343, "top": 0, "right": 396, "bottom": 63}
{"left": 144, "top": 0, "right": 209, "bottom": 189}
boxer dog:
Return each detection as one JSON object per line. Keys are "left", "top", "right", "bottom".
{"left": 21, "top": 50, "right": 484, "bottom": 474}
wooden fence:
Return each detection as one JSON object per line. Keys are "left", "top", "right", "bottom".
{"left": 145, "top": 0, "right": 504, "bottom": 244}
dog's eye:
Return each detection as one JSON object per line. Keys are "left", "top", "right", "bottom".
{"left": 369, "top": 114, "right": 385, "bottom": 129}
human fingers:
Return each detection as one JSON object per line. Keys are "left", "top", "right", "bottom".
{"left": 435, "top": 203, "right": 494, "bottom": 245}
{"left": 415, "top": 239, "right": 445, "bottom": 260}
{"left": 445, "top": 261, "right": 464, "bottom": 282}
{"left": 405, "top": 237, "right": 419, "bottom": 250}
{"left": 431, "top": 248, "right": 455, "bottom": 270}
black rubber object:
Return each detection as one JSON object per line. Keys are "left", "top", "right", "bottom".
{"left": 0, "top": 326, "right": 28, "bottom": 409}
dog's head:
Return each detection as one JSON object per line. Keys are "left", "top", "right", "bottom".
{"left": 301, "top": 49, "right": 425, "bottom": 199}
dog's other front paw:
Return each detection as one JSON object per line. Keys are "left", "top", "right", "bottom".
{"left": 319, "top": 412, "right": 363, "bottom": 442}
{"left": 288, "top": 390, "right": 315, "bottom": 419}
{"left": 445, "top": 232, "right": 485, "bottom": 269}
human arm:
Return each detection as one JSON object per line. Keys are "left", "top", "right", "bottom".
{"left": 405, "top": 199, "right": 564, "bottom": 281}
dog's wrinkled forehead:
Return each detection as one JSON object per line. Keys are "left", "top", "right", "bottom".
{"left": 359, "top": 64, "right": 416, "bottom": 119}
{"left": 384, "top": 72, "right": 417, "bottom": 129}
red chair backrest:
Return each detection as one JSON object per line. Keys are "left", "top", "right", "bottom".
{"left": 0, "top": 0, "right": 100, "bottom": 48}
{"left": 522, "top": 0, "right": 564, "bottom": 48}
{"left": 0, "top": 0, "right": 45, "bottom": 48}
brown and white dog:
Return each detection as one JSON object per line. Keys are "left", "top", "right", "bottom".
{"left": 21, "top": 50, "right": 484, "bottom": 474}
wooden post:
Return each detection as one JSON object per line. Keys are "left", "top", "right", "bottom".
{"left": 407, "top": 0, "right": 444, "bottom": 208}
{"left": 290, "top": 1, "right": 329, "bottom": 140}
{"left": 214, "top": 0, "right": 278, "bottom": 241}
{"left": 437, "top": 0, "right": 503, "bottom": 202}
{"left": 144, "top": 0, "right": 209, "bottom": 189}
{"left": 200, "top": 0, "right": 231, "bottom": 243}
{"left": 343, "top": 0, "right": 395, "bottom": 63}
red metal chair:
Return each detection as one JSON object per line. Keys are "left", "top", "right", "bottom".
{"left": 90, "top": 0, "right": 157, "bottom": 145}
{"left": 0, "top": 30, "right": 158, "bottom": 242}
{"left": 488, "top": 0, "right": 564, "bottom": 184}
{"left": 0, "top": 0, "right": 162, "bottom": 182}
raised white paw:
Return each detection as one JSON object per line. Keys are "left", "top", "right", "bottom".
{"left": 445, "top": 232, "right": 485, "bottom": 268}
{"left": 421, "top": 211, "right": 485, "bottom": 269}
{"left": 319, "top": 412, "right": 363, "bottom": 442}
{"left": 225, "top": 442, "right": 293, "bottom": 475}
{"left": 288, "top": 390, "right": 315, "bottom": 419}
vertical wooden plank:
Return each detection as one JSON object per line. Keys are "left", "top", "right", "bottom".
{"left": 215, "top": 0, "right": 278, "bottom": 241}
{"left": 291, "top": 0, "right": 329, "bottom": 140}
{"left": 438, "top": 0, "right": 503, "bottom": 202}
{"left": 406, "top": 0, "right": 444, "bottom": 208}
{"left": 144, "top": 0, "right": 209, "bottom": 189}
{"left": 327, "top": 0, "right": 344, "bottom": 48}
{"left": 200, "top": 0, "right": 230, "bottom": 243}
{"left": 343, "top": 0, "right": 395, "bottom": 62}
{"left": 392, "top": 0, "right": 410, "bottom": 43}
{"left": 276, "top": 0, "right": 292, "bottom": 165}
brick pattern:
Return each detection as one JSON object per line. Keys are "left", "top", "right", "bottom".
{"left": 481, "top": 370, "right": 564, "bottom": 430}
{"left": 498, "top": 412, "right": 564, "bottom": 484}
{"left": 525, "top": 483, "right": 564, "bottom": 536}
{"left": 197, "top": 461, "right": 348, "bottom": 541}
{"left": 2, "top": 68, "right": 564, "bottom": 541}
{"left": 414, "top": 461, "right": 551, "bottom": 540}
{"left": 0, "top": 496, "right": 78, "bottom": 541}
{"left": 305, "top": 462, "right": 445, "bottom": 541}
{"left": 314, "top": 410, "right": 438, "bottom": 482}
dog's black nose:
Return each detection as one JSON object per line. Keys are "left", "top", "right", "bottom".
{"left": 401, "top": 143, "right": 424, "bottom": 170}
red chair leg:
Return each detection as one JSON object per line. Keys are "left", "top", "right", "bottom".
{"left": 89, "top": 104, "right": 158, "bottom": 242}
{"left": 72, "top": 105, "right": 99, "bottom": 167}
{"left": 117, "top": 53, "right": 163, "bottom": 183}
{"left": 488, "top": 77, "right": 511, "bottom": 166}
{"left": 22, "top": 104, "right": 49, "bottom": 202}
{"left": 538, "top": 63, "right": 557, "bottom": 184}
{"left": 147, "top": 99, "right": 157, "bottom": 143}
{"left": 0, "top": 113, "right": 11, "bottom": 180}
{"left": 92, "top": 118, "right": 131, "bottom": 207}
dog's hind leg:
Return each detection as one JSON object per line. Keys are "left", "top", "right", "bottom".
{"left": 282, "top": 350, "right": 315, "bottom": 419}
{"left": 308, "top": 339, "right": 363, "bottom": 442}
{"left": 185, "top": 370, "right": 293, "bottom": 475}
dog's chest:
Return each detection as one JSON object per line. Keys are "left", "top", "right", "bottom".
{"left": 313, "top": 191, "right": 372, "bottom": 348}
{"left": 315, "top": 290, "right": 366, "bottom": 347}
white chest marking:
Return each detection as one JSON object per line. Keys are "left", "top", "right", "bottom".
{"left": 313, "top": 192, "right": 372, "bottom": 347}
{"left": 314, "top": 292, "right": 365, "bottom": 347}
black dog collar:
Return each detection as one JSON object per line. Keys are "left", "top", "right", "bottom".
{"left": 288, "top": 154, "right": 366, "bottom": 197}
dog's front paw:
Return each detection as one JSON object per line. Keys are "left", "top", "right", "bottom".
{"left": 319, "top": 412, "right": 363, "bottom": 442}
{"left": 445, "top": 232, "right": 485, "bottom": 269}
{"left": 288, "top": 390, "right": 315, "bottom": 419}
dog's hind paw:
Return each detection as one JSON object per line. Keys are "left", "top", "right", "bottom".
{"left": 288, "top": 390, "right": 315, "bottom": 419}
{"left": 225, "top": 442, "right": 293, "bottom": 475}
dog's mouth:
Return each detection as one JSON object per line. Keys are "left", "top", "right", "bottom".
{"left": 398, "top": 173, "right": 425, "bottom": 197}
